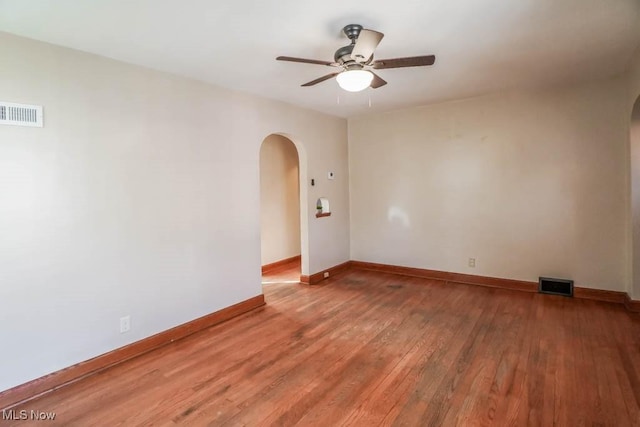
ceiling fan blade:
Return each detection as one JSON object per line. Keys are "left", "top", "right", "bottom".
{"left": 277, "top": 56, "right": 339, "bottom": 67}
{"left": 372, "top": 55, "right": 436, "bottom": 69}
{"left": 370, "top": 72, "right": 387, "bottom": 89}
{"left": 301, "top": 72, "right": 340, "bottom": 87}
{"left": 351, "top": 29, "right": 384, "bottom": 63}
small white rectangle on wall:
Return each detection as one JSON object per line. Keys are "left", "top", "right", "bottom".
{"left": 328, "top": 172, "right": 335, "bottom": 180}
{"left": 0, "top": 101, "right": 43, "bottom": 127}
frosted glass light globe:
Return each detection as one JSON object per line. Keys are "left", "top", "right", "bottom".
{"left": 336, "top": 70, "right": 374, "bottom": 92}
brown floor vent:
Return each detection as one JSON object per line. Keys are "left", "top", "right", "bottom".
{"left": 538, "top": 277, "right": 573, "bottom": 297}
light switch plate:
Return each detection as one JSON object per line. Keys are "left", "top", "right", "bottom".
{"left": 328, "top": 172, "right": 335, "bottom": 180}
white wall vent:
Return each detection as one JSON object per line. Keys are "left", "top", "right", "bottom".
{"left": 0, "top": 102, "right": 43, "bottom": 127}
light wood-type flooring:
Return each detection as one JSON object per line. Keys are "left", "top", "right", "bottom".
{"left": 5, "top": 261, "right": 640, "bottom": 426}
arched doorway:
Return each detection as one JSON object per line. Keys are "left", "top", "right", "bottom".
{"left": 259, "top": 133, "right": 308, "bottom": 285}
{"left": 631, "top": 96, "right": 640, "bottom": 300}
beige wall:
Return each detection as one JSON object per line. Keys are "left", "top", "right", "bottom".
{"left": 0, "top": 32, "right": 349, "bottom": 391}
{"left": 260, "top": 134, "right": 301, "bottom": 265}
{"left": 349, "top": 77, "right": 629, "bottom": 292}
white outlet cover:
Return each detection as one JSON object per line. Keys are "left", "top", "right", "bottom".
{"left": 120, "top": 315, "right": 131, "bottom": 333}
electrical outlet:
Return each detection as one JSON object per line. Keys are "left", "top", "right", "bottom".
{"left": 323, "top": 271, "right": 330, "bottom": 278}
{"left": 120, "top": 315, "right": 131, "bottom": 333}
{"left": 468, "top": 258, "right": 476, "bottom": 268}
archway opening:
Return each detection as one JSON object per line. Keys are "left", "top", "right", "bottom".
{"left": 631, "top": 96, "right": 640, "bottom": 299}
{"left": 259, "top": 134, "right": 304, "bottom": 285}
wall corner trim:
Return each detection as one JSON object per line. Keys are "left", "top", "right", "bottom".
{"left": 624, "top": 293, "right": 640, "bottom": 313}
{"left": 300, "top": 261, "right": 351, "bottom": 285}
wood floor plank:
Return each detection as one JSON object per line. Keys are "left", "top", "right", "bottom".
{"left": 283, "top": 279, "right": 436, "bottom": 427}
{"left": 336, "top": 280, "right": 456, "bottom": 426}
{"left": 441, "top": 291, "right": 530, "bottom": 426}
{"left": 4, "top": 263, "right": 640, "bottom": 426}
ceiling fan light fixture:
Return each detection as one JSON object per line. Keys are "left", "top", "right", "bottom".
{"left": 336, "top": 70, "right": 374, "bottom": 92}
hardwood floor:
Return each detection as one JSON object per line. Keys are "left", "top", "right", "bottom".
{"left": 4, "top": 265, "right": 640, "bottom": 426}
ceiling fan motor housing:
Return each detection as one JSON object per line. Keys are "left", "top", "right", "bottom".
{"left": 334, "top": 44, "right": 354, "bottom": 64}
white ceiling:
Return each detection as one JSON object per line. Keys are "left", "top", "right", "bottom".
{"left": 1, "top": 0, "right": 639, "bottom": 118}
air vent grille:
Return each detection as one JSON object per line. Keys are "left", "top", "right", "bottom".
{"left": 539, "top": 277, "right": 573, "bottom": 297}
{"left": 0, "top": 102, "right": 43, "bottom": 127}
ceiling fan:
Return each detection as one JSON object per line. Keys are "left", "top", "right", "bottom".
{"left": 277, "top": 24, "right": 435, "bottom": 92}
